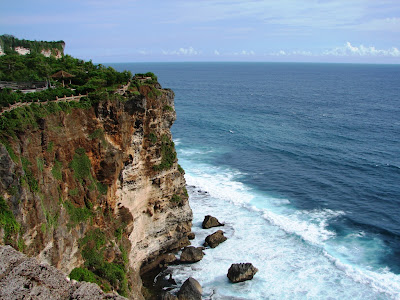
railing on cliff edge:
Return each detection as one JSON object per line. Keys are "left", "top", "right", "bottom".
{"left": 0, "top": 80, "right": 131, "bottom": 116}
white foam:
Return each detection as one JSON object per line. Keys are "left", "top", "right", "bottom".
{"left": 172, "top": 149, "right": 400, "bottom": 299}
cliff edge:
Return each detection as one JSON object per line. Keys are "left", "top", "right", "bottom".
{"left": 0, "top": 81, "right": 192, "bottom": 298}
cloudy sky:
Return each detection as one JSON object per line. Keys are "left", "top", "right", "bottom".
{"left": 1, "top": 0, "right": 400, "bottom": 63}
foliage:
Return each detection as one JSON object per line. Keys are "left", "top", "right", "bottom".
{"left": 69, "top": 148, "right": 91, "bottom": 181}
{"left": 64, "top": 200, "right": 93, "bottom": 225}
{"left": 178, "top": 164, "right": 185, "bottom": 174}
{"left": 36, "top": 157, "right": 44, "bottom": 172}
{"left": 148, "top": 132, "right": 157, "bottom": 144}
{"left": 153, "top": 135, "right": 176, "bottom": 171}
{"left": 135, "top": 72, "right": 157, "bottom": 82}
{"left": 78, "top": 229, "right": 128, "bottom": 296}
{"left": 46, "top": 141, "right": 54, "bottom": 152}
{"left": 0, "top": 140, "right": 18, "bottom": 162}
{"left": 0, "top": 34, "right": 64, "bottom": 56}
{"left": 171, "top": 194, "right": 182, "bottom": 204}
{"left": 51, "top": 159, "right": 63, "bottom": 180}
{"left": 0, "top": 100, "right": 91, "bottom": 140}
{"left": 163, "top": 105, "right": 174, "bottom": 112}
{"left": 69, "top": 268, "right": 109, "bottom": 290}
{"left": 0, "top": 196, "right": 20, "bottom": 244}
{"left": 21, "top": 157, "right": 39, "bottom": 193}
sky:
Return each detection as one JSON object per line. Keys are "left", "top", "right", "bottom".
{"left": 1, "top": 0, "right": 400, "bottom": 63}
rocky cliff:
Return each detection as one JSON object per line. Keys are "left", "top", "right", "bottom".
{"left": 0, "top": 34, "right": 65, "bottom": 58}
{"left": 0, "top": 82, "right": 192, "bottom": 298}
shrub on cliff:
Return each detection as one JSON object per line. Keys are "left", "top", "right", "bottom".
{"left": 153, "top": 135, "right": 177, "bottom": 171}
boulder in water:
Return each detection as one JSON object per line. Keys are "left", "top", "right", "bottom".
{"left": 177, "top": 277, "right": 202, "bottom": 300}
{"left": 227, "top": 263, "right": 258, "bottom": 283}
{"left": 180, "top": 247, "right": 204, "bottom": 263}
{"left": 204, "top": 230, "right": 227, "bottom": 248}
{"left": 202, "top": 215, "right": 224, "bottom": 229}
{"left": 187, "top": 232, "right": 195, "bottom": 240}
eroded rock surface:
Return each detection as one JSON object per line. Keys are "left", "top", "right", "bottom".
{"left": 202, "top": 215, "right": 224, "bottom": 229}
{"left": 179, "top": 246, "right": 204, "bottom": 263}
{"left": 204, "top": 230, "right": 227, "bottom": 248}
{"left": 227, "top": 263, "right": 258, "bottom": 283}
{"left": 177, "top": 277, "right": 202, "bottom": 300}
{"left": 0, "top": 81, "right": 192, "bottom": 299}
{"left": 0, "top": 245, "right": 125, "bottom": 300}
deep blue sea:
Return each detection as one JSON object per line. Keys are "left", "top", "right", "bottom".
{"left": 109, "top": 62, "right": 400, "bottom": 299}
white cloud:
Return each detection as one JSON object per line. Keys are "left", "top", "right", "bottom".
{"left": 137, "top": 50, "right": 150, "bottom": 55}
{"left": 269, "top": 50, "right": 313, "bottom": 56}
{"left": 233, "top": 50, "right": 255, "bottom": 55}
{"left": 214, "top": 50, "right": 220, "bottom": 55}
{"left": 162, "top": 47, "right": 200, "bottom": 56}
{"left": 324, "top": 42, "right": 400, "bottom": 57}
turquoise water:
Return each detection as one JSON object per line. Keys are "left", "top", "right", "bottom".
{"left": 109, "top": 62, "right": 400, "bottom": 299}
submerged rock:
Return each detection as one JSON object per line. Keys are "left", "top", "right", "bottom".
{"left": 202, "top": 215, "right": 224, "bottom": 229}
{"left": 227, "top": 263, "right": 258, "bottom": 283}
{"left": 180, "top": 247, "right": 204, "bottom": 263}
{"left": 177, "top": 277, "right": 202, "bottom": 300}
{"left": 204, "top": 230, "right": 227, "bottom": 248}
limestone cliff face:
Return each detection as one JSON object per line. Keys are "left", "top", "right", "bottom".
{"left": 0, "top": 83, "right": 192, "bottom": 298}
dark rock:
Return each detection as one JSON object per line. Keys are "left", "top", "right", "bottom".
{"left": 177, "top": 277, "right": 202, "bottom": 300}
{"left": 227, "top": 263, "right": 258, "bottom": 283}
{"left": 180, "top": 247, "right": 204, "bottom": 263}
{"left": 204, "top": 230, "right": 227, "bottom": 248}
{"left": 187, "top": 232, "right": 195, "bottom": 240}
{"left": 202, "top": 215, "right": 224, "bottom": 229}
{"left": 159, "top": 291, "right": 178, "bottom": 300}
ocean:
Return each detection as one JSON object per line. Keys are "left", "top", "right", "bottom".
{"left": 109, "top": 62, "right": 400, "bottom": 299}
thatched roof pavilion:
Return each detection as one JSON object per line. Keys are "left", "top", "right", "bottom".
{"left": 51, "top": 70, "right": 75, "bottom": 87}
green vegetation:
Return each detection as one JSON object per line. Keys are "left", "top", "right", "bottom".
{"left": 147, "top": 87, "right": 162, "bottom": 99}
{"left": 69, "top": 268, "right": 107, "bottom": 290}
{"left": 0, "top": 196, "right": 20, "bottom": 244}
{"left": 21, "top": 157, "right": 39, "bottom": 193}
{"left": 51, "top": 159, "right": 63, "bottom": 181}
{"left": 36, "top": 157, "right": 44, "bottom": 172}
{"left": 178, "top": 164, "right": 185, "bottom": 174}
{"left": 135, "top": 72, "right": 157, "bottom": 82}
{"left": 70, "top": 148, "right": 91, "bottom": 181}
{"left": 148, "top": 132, "right": 157, "bottom": 144}
{"left": 171, "top": 194, "right": 182, "bottom": 204}
{"left": 183, "top": 187, "right": 188, "bottom": 197}
{"left": 68, "top": 147, "right": 108, "bottom": 196}
{"left": 96, "top": 181, "right": 108, "bottom": 195}
{"left": 0, "top": 140, "right": 18, "bottom": 162}
{"left": 153, "top": 135, "right": 176, "bottom": 171}
{"left": 46, "top": 141, "right": 54, "bottom": 152}
{"left": 0, "top": 100, "right": 92, "bottom": 139}
{"left": 64, "top": 200, "right": 93, "bottom": 225}
{"left": 89, "top": 128, "right": 104, "bottom": 140}
{"left": 0, "top": 34, "right": 64, "bottom": 56}
{"left": 163, "top": 105, "right": 174, "bottom": 112}
{"left": 76, "top": 229, "right": 129, "bottom": 296}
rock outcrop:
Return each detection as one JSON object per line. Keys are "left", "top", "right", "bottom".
{"left": 179, "top": 246, "right": 204, "bottom": 263}
{"left": 204, "top": 230, "right": 227, "bottom": 248}
{"left": 177, "top": 277, "right": 202, "bottom": 300}
{"left": 202, "top": 215, "right": 224, "bottom": 229}
{"left": 227, "top": 263, "right": 258, "bottom": 283}
{"left": 0, "top": 81, "right": 192, "bottom": 299}
{"left": 0, "top": 245, "right": 126, "bottom": 299}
